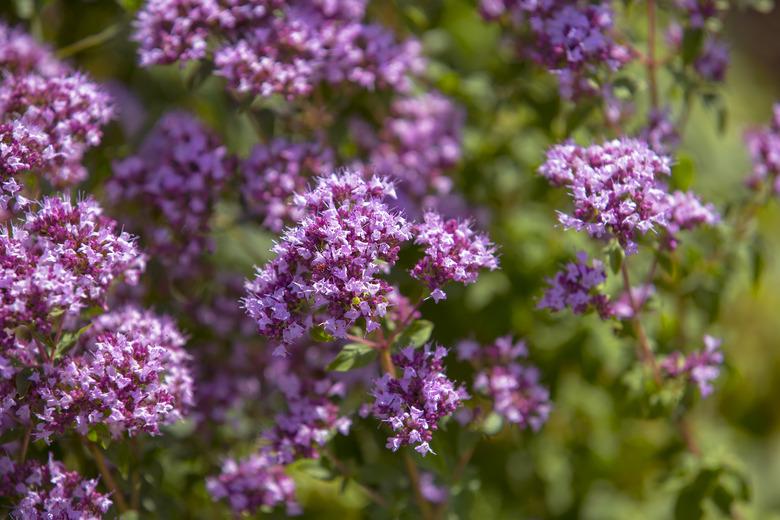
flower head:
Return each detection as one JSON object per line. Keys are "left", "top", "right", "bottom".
{"left": 244, "top": 171, "right": 411, "bottom": 345}
{"left": 207, "top": 453, "right": 300, "bottom": 516}
{"left": 0, "top": 455, "right": 112, "bottom": 519}
{"left": 539, "top": 138, "right": 672, "bottom": 254}
{"left": 460, "top": 336, "right": 551, "bottom": 431}
{"left": 538, "top": 252, "right": 612, "bottom": 318}
{"left": 410, "top": 212, "right": 498, "bottom": 302}
{"left": 371, "top": 344, "right": 466, "bottom": 456}
{"left": 108, "top": 111, "right": 232, "bottom": 277}
{"left": 661, "top": 335, "right": 724, "bottom": 397}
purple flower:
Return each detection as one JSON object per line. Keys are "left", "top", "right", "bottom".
{"left": 675, "top": 0, "right": 719, "bottom": 28}
{"left": 410, "top": 212, "right": 499, "bottom": 302}
{"left": 108, "top": 111, "right": 233, "bottom": 277}
{"left": 744, "top": 104, "right": 780, "bottom": 194}
{"left": 134, "top": 0, "right": 423, "bottom": 99}
{"left": 370, "top": 345, "right": 467, "bottom": 456}
{"left": 538, "top": 252, "right": 612, "bottom": 319}
{"left": 480, "top": 1, "right": 632, "bottom": 98}
{"left": 355, "top": 92, "right": 464, "bottom": 202}
{"left": 262, "top": 373, "right": 351, "bottom": 464}
{"left": 0, "top": 22, "right": 65, "bottom": 76}
{"left": 419, "top": 472, "right": 448, "bottom": 504}
{"left": 639, "top": 109, "right": 681, "bottom": 155}
{"left": 0, "top": 196, "right": 145, "bottom": 335}
{"left": 694, "top": 37, "right": 729, "bottom": 83}
{"left": 244, "top": 171, "right": 412, "bottom": 345}
{"left": 661, "top": 335, "right": 724, "bottom": 397}
{"left": 207, "top": 453, "right": 300, "bottom": 516}
{"left": 87, "top": 305, "right": 194, "bottom": 413}
{"left": 0, "top": 455, "right": 112, "bottom": 519}
{"left": 242, "top": 139, "right": 333, "bottom": 232}
{"left": 460, "top": 336, "right": 551, "bottom": 431}
{"left": 539, "top": 138, "right": 672, "bottom": 254}
{"left": 660, "top": 190, "right": 720, "bottom": 249}
{"left": 34, "top": 326, "right": 190, "bottom": 441}
{"left": 610, "top": 284, "right": 655, "bottom": 320}
{"left": 0, "top": 63, "right": 114, "bottom": 198}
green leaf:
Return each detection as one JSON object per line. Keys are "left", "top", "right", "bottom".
{"left": 15, "top": 367, "right": 34, "bottom": 397}
{"left": 327, "top": 343, "right": 377, "bottom": 372}
{"left": 116, "top": 0, "right": 143, "bottom": 12}
{"left": 310, "top": 325, "right": 336, "bottom": 343}
{"left": 87, "top": 424, "right": 112, "bottom": 450}
{"left": 393, "top": 320, "right": 434, "bottom": 349}
{"left": 605, "top": 242, "right": 624, "bottom": 275}
{"left": 671, "top": 154, "right": 696, "bottom": 191}
{"left": 682, "top": 29, "right": 704, "bottom": 65}
{"left": 481, "top": 412, "right": 504, "bottom": 435}
{"left": 55, "top": 323, "right": 92, "bottom": 359}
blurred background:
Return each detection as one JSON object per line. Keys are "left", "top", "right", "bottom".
{"left": 3, "top": 0, "right": 780, "bottom": 518}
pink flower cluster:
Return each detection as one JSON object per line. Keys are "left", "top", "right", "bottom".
{"left": 410, "top": 211, "right": 499, "bottom": 302}
{"left": 480, "top": 0, "right": 631, "bottom": 98}
{"left": 0, "top": 196, "right": 144, "bottom": 337}
{"left": 0, "top": 455, "right": 112, "bottom": 519}
{"left": 355, "top": 92, "right": 464, "bottom": 202}
{"left": 661, "top": 335, "right": 724, "bottom": 397}
{"left": 539, "top": 138, "right": 719, "bottom": 254}
{"left": 242, "top": 139, "right": 333, "bottom": 232}
{"left": 207, "top": 453, "right": 300, "bottom": 516}
{"left": 133, "top": 0, "right": 424, "bottom": 99}
{"left": 0, "top": 23, "right": 113, "bottom": 200}
{"left": 745, "top": 104, "right": 780, "bottom": 195}
{"left": 458, "top": 336, "right": 551, "bottom": 431}
{"left": 371, "top": 345, "right": 467, "bottom": 456}
{"left": 108, "top": 111, "right": 233, "bottom": 276}
{"left": 538, "top": 252, "right": 612, "bottom": 319}
{"left": 244, "top": 172, "right": 411, "bottom": 345}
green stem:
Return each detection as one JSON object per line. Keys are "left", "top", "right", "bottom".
{"left": 621, "top": 263, "right": 661, "bottom": 384}
{"left": 57, "top": 24, "right": 122, "bottom": 59}
{"left": 86, "top": 441, "right": 129, "bottom": 514}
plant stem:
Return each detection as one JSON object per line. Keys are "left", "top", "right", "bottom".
{"left": 86, "top": 441, "right": 129, "bottom": 514}
{"left": 346, "top": 334, "right": 380, "bottom": 348}
{"left": 646, "top": 0, "right": 659, "bottom": 109}
{"left": 621, "top": 263, "right": 661, "bottom": 384}
{"left": 678, "top": 416, "right": 701, "bottom": 456}
{"left": 18, "top": 427, "right": 31, "bottom": 463}
{"left": 57, "top": 24, "right": 122, "bottom": 59}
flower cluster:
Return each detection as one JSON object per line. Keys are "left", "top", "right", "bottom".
{"left": 242, "top": 139, "right": 333, "bottom": 232}
{"left": 0, "top": 455, "right": 112, "bottom": 519}
{"left": 0, "top": 196, "right": 145, "bottom": 337}
{"left": 108, "top": 111, "right": 232, "bottom": 276}
{"left": 539, "top": 138, "right": 672, "bottom": 254}
{"left": 371, "top": 345, "right": 466, "bottom": 456}
{"left": 207, "top": 453, "right": 300, "bottom": 516}
{"left": 662, "top": 190, "right": 720, "bottom": 249}
{"left": 356, "top": 92, "right": 464, "bottom": 201}
{"left": 34, "top": 329, "right": 190, "bottom": 441}
{"left": 538, "top": 252, "right": 612, "bottom": 319}
{"left": 480, "top": 1, "right": 631, "bottom": 98}
{"left": 458, "top": 337, "right": 551, "bottom": 431}
{"left": 744, "top": 104, "right": 780, "bottom": 194}
{"left": 133, "top": 0, "right": 423, "bottom": 99}
{"left": 244, "top": 172, "right": 411, "bottom": 345}
{"left": 661, "top": 335, "right": 724, "bottom": 397}
{"left": 640, "top": 109, "right": 681, "bottom": 156}
{"left": 410, "top": 211, "right": 499, "bottom": 302}
{"left": 675, "top": 0, "right": 719, "bottom": 28}
{"left": 666, "top": 22, "right": 729, "bottom": 83}
{"left": 695, "top": 38, "right": 729, "bottom": 83}
{"left": 262, "top": 372, "right": 351, "bottom": 464}
{"left": 87, "top": 305, "right": 194, "bottom": 413}
{"left": 0, "top": 23, "right": 113, "bottom": 194}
